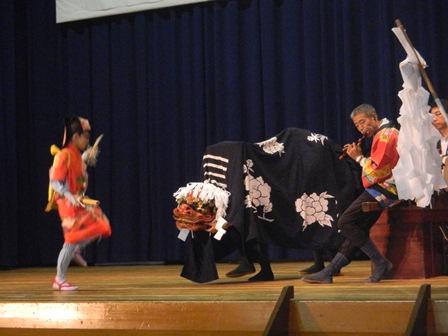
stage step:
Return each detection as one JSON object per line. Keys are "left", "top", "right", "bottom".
{"left": 291, "top": 300, "right": 448, "bottom": 335}
{"left": 0, "top": 301, "right": 273, "bottom": 335}
{"left": 1, "top": 298, "right": 448, "bottom": 335}
{"left": 1, "top": 264, "right": 448, "bottom": 335}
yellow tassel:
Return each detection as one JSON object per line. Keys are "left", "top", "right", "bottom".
{"left": 45, "top": 145, "right": 62, "bottom": 212}
{"left": 50, "top": 144, "right": 60, "bottom": 156}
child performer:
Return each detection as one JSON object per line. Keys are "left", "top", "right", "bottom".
{"left": 49, "top": 115, "right": 111, "bottom": 290}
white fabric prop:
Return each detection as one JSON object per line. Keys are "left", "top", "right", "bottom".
{"left": 393, "top": 26, "right": 448, "bottom": 126}
{"left": 56, "top": 0, "right": 215, "bottom": 23}
{"left": 177, "top": 228, "right": 190, "bottom": 242}
{"left": 391, "top": 27, "right": 447, "bottom": 207}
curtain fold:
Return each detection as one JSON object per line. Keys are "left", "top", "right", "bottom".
{"left": 2, "top": 0, "right": 448, "bottom": 267}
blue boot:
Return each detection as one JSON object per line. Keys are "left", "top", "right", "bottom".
{"left": 360, "top": 239, "right": 393, "bottom": 283}
{"left": 302, "top": 253, "right": 349, "bottom": 284}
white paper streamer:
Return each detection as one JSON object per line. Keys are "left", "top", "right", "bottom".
{"left": 392, "top": 28, "right": 447, "bottom": 207}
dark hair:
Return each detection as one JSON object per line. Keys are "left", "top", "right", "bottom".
{"left": 63, "top": 115, "right": 83, "bottom": 147}
{"left": 430, "top": 99, "right": 448, "bottom": 112}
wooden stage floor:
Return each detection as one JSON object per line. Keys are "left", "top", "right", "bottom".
{"left": 1, "top": 261, "right": 448, "bottom": 335}
{"left": 1, "top": 260, "right": 448, "bottom": 302}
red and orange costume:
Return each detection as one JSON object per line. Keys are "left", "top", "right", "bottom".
{"left": 50, "top": 142, "right": 111, "bottom": 244}
{"left": 361, "top": 127, "right": 400, "bottom": 207}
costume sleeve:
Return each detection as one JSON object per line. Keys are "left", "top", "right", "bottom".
{"left": 361, "top": 128, "right": 399, "bottom": 188}
{"left": 49, "top": 149, "right": 78, "bottom": 205}
{"left": 50, "top": 180, "right": 77, "bottom": 205}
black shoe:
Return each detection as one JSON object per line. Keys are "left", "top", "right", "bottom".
{"left": 226, "top": 260, "right": 256, "bottom": 278}
{"left": 248, "top": 270, "right": 274, "bottom": 282}
{"left": 299, "top": 262, "right": 324, "bottom": 274}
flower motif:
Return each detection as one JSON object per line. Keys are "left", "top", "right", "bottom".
{"left": 243, "top": 159, "right": 274, "bottom": 222}
{"left": 307, "top": 133, "right": 328, "bottom": 146}
{"left": 245, "top": 175, "right": 272, "bottom": 209}
{"left": 295, "top": 191, "right": 334, "bottom": 230}
{"left": 244, "top": 159, "right": 254, "bottom": 175}
{"left": 256, "top": 136, "right": 285, "bottom": 156}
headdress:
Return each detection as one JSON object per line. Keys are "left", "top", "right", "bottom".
{"left": 173, "top": 182, "right": 230, "bottom": 234}
{"left": 62, "top": 115, "right": 91, "bottom": 147}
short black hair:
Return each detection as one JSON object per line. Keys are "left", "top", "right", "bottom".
{"left": 430, "top": 99, "right": 448, "bottom": 112}
{"left": 63, "top": 115, "right": 83, "bottom": 147}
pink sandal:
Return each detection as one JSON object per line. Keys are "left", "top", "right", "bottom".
{"left": 52, "top": 278, "right": 78, "bottom": 291}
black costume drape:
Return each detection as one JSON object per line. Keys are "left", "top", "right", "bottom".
{"left": 181, "top": 128, "right": 362, "bottom": 282}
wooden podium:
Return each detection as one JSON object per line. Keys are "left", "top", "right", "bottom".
{"left": 370, "top": 203, "right": 447, "bottom": 279}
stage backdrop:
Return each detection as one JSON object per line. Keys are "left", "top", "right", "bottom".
{"left": 2, "top": 0, "right": 448, "bottom": 268}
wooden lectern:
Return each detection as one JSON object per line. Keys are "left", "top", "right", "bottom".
{"left": 370, "top": 197, "right": 448, "bottom": 279}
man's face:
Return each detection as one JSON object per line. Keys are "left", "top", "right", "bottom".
{"left": 352, "top": 112, "right": 377, "bottom": 138}
{"left": 431, "top": 106, "right": 448, "bottom": 132}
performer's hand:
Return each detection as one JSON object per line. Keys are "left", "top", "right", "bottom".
{"left": 205, "top": 220, "right": 231, "bottom": 234}
{"left": 64, "top": 192, "right": 82, "bottom": 207}
{"left": 345, "top": 142, "right": 363, "bottom": 160}
{"left": 204, "top": 220, "right": 231, "bottom": 234}
{"left": 342, "top": 143, "right": 351, "bottom": 152}
{"left": 205, "top": 223, "right": 217, "bottom": 234}
{"left": 75, "top": 194, "right": 86, "bottom": 207}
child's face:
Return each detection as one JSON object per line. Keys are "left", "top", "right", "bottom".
{"left": 73, "top": 131, "right": 90, "bottom": 151}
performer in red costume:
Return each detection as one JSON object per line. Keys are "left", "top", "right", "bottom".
{"left": 303, "top": 104, "right": 400, "bottom": 284}
{"left": 49, "top": 115, "right": 111, "bottom": 290}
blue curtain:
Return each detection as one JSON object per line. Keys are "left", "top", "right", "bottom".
{"left": 2, "top": 0, "right": 448, "bottom": 267}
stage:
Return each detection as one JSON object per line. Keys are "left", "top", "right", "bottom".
{"left": 1, "top": 261, "right": 447, "bottom": 335}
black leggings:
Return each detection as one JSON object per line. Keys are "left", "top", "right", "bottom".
{"left": 337, "top": 190, "right": 383, "bottom": 257}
